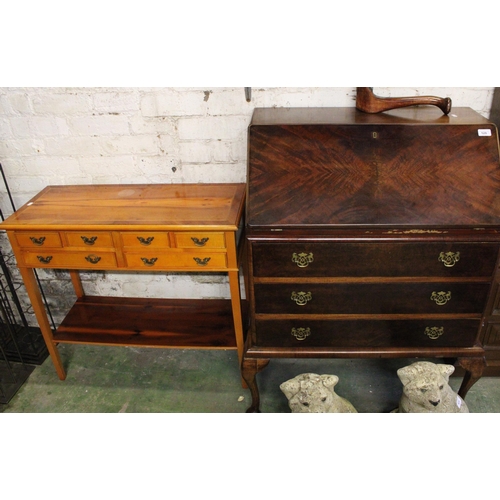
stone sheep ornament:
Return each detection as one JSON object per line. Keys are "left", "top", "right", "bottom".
{"left": 280, "top": 373, "right": 357, "bottom": 413}
{"left": 395, "top": 361, "right": 469, "bottom": 413}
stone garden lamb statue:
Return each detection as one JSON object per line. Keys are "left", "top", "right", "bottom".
{"left": 395, "top": 361, "right": 469, "bottom": 413}
{"left": 280, "top": 373, "right": 357, "bottom": 413}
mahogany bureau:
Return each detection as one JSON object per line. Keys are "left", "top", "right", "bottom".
{"left": 242, "top": 106, "right": 500, "bottom": 412}
{"left": 1, "top": 183, "right": 246, "bottom": 382}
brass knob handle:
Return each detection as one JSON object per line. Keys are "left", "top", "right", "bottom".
{"left": 141, "top": 257, "right": 158, "bottom": 267}
{"left": 30, "top": 236, "right": 46, "bottom": 246}
{"left": 137, "top": 236, "right": 155, "bottom": 246}
{"left": 438, "top": 251, "right": 460, "bottom": 268}
{"left": 292, "top": 252, "right": 314, "bottom": 268}
{"left": 37, "top": 255, "right": 53, "bottom": 264}
{"left": 291, "top": 291, "right": 312, "bottom": 306}
{"left": 430, "top": 291, "right": 451, "bottom": 306}
{"left": 291, "top": 327, "right": 311, "bottom": 341}
{"left": 191, "top": 237, "right": 209, "bottom": 247}
{"left": 425, "top": 326, "right": 444, "bottom": 340}
{"left": 85, "top": 254, "right": 101, "bottom": 265}
{"left": 194, "top": 257, "right": 211, "bottom": 266}
{"left": 81, "top": 236, "right": 98, "bottom": 245}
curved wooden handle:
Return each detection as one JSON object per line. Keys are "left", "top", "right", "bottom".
{"left": 356, "top": 87, "right": 452, "bottom": 115}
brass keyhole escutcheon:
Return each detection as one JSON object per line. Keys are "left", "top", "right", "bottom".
{"left": 191, "top": 237, "right": 209, "bottom": 247}
{"left": 430, "top": 291, "right": 451, "bottom": 306}
{"left": 291, "top": 327, "right": 311, "bottom": 341}
{"left": 138, "top": 236, "right": 155, "bottom": 246}
{"left": 194, "top": 257, "right": 211, "bottom": 266}
{"left": 30, "top": 236, "right": 46, "bottom": 246}
{"left": 81, "top": 236, "right": 98, "bottom": 245}
{"left": 291, "top": 291, "right": 312, "bottom": 306}
{"left": 292, "top": 252, "right": 314, "bottom": 268}
{"left": 425, "top": 326, "right": 444, "bottom": 340}
{"left": 141, "top": 257, "right": 158, "bottom": 267}
{"left": 85, "top": 254, "right": 101, "bottom": 265}
{"left": 438, "top": 251, "right": 460, "bottom": 268}
{"left": 37, "top": 255, "right": 53, "bottom": 264}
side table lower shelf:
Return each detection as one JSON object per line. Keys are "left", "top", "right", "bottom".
{"left": 55, "top": 296, "right": 248, "bottom": 349}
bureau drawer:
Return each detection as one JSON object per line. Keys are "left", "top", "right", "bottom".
{"left": 253, "top": 319, "right": 480, "bottom": 348}
{"left": 254, "top": 283, "right": 491, "bottom": 314}
{"left": 15, "top": 232, "right": 62, "bottom": 248}
{"left": 252, "top": 242, "right": 500, "bottom": 278}
{"left": 63, "top": 231, "right": 114, "bottom": 248}
{"left": 173, "top": 232, "right": 226, "bottom": 249}
{"left": 124, "top": 251, "right": 227, "bottom": 270}
{"left": 21, "top": 250, "right": 117, "bottom": 269}
{"left": 120, "top": 232, "right": 170, "bottom": 249}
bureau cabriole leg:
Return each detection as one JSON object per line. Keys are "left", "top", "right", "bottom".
{"left": 457, "top": 356, "right": 485, "bottom": 400}
{"left": 242, "top": 358, "right": 270, "bottom": 413}
{"left": 19, "top": 266, "right": 66, "bottom": 380}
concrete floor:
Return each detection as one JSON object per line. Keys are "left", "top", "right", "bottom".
{"left": 2, "top": 344, "right": 500, "bottom": 413}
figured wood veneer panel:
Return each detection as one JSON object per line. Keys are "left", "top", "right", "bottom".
{"left": 247, "top": 109, "right": 500, "bottom": 227}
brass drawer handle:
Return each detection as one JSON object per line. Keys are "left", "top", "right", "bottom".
{"left": 291, "top": 327, "right": 311, "bottom": 341}
{"left": 191, "top": 237, "right": 209, "bottom": 247}
{"left": 37, "top": 255, "right": 53, "bottom": 264}
{"left": 193, "top": 257, "right": 211, "bottom": 266}
{"left": 85, "top": 254, "right": 101, "bottom": 265}
{"left": 291, "top": 291, "right": 312, "bottom": 306}
{"left": 141, "top": 257, "right": 158, "bottom": 267}
{"left": 425, "top": 326, "right": 444, "bottom": 340}
{"left": 430, "top": 291, "right": 452, "bottom": 306}
{"left": 81, "top": 236, "right": 98, "bottom": 246}
{"left": 137, "top": 236, "right": 155, "bottom": 246}
{"left": 292, "top": 252, "right": 314, "bottom": 268}
{"left": 30, "top": 236, "right": 46, "bottom": 246}
{"left": 438, "top": 251, "right": 460, "bottom": 268}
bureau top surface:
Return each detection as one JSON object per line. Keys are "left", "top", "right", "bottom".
{"left": 247, "top": 107, "right": 500, "bottom": 229}
{"left": 1, "top": 183, "right": 246, "bottom": 231}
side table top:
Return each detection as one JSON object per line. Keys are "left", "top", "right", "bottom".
{"left": 1, "top": 183, "right": 246, "bottom": 231}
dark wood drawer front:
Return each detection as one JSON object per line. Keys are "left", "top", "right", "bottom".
{"left": 254, "top": 283, "right": 491, "bottom": 314}
{"left": 252, "top": 242, "right": 500, "bottom": 278}
{"left": 253, "top": 319, "right": 480, "bottom": 348}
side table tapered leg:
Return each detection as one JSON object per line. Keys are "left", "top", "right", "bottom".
{"left": 19, "top": 266, "right": 66, "bottom": 380}
{"left": 242, "top": 357, "right": 270, "bottom": 413}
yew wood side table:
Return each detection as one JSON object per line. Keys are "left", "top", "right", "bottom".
{"left": 1, "top": 183, "right": 246, "bottom": 382}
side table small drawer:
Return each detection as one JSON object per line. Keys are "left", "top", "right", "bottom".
{"left": 173, "top": 232, "right": 226, "bottom": 249}
{"left": 64, "top": 231, "right": 114, "bottom": 248}
{"left": 15, "top": 232, "right": 62, "bottom": 248}
{"left": 120, "top": 232, "right": 170, "bottom": 249}
{"left": 124, "top": 251, "right": 227, "bottom": 270}
{"left": 21, "top": 250, "right": 118, "bottom": 269}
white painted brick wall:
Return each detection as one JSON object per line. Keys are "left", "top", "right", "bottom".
{"left": 0, "top": 87, "right": 496, "bottom": 326}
